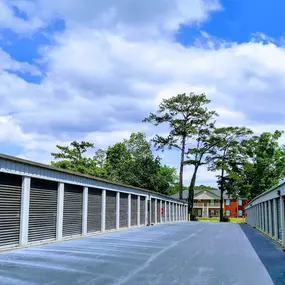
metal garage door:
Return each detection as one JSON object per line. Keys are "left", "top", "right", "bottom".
{"left": 28, "top": 178, "right": 58, "bottom": 243}
{"left": 161, "top": 201, "right": 165, "bottom": 223}
{"left": 106, "top": 191, "right": 116, "bottom": 230}
{"left": 120, "top": 193, "right": 128, "bottom": 228}
{"left": 87, "top": 188, "right": 101, "bottom": 233}
{"left": 170, "top": 203, "right": 173, "bottom": 221}
{"left": 157, "top": 200, "right": 161, "bottom": 223}
{"left": 140, "top": 196, "right": 145, "bottom": 225}
{"left": 151, "top": 199, "right": 155, "bottom": 224}
{"left": 276, "top": 199, "right": 281, "bottom": 240}
{"left": 0, "top": 173, "right": 22, "bottom": 247}
{"left": 131, "top": 195, "right": 138, "bottom": 226}
{"left": 63, "top": 184, "right": 83, "bottom": 237}
{"left": 164, "top": 201, "right": 167, "bottom": 222}
{"left": 266, "top": 202, "right": 270, "bottom": 233}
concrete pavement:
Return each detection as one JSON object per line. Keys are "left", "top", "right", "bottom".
{"left": 0, "top": 222, "right": 282, "bottom": 285}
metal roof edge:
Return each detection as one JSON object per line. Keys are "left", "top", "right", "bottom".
{"left": 246, "top": 181, "right": 285, "bottom": 208}
{"left": 0, "top": 153, "right": 185, "bottom": 204}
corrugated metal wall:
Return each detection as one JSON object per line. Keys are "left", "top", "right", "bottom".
{"left": 0, "top": 173, "right": 22, "bottom": 247}
{"left": 87, "top": 188, "right": 101, "bottom": 233}
{"left": 0, "top": 167, "right": 186, "bottom": 250}
{"left": 105, "top": 191, "right": 116, "bottom": 230}
{"left": 157, "top": 200, "right": 161, "bottom": 223}
{"left": 276, "top": 199, "right": 281, "bottom": 240}
{"left": 140, "top": 196, "right": 145, "bottom": 225}
{"left": 63, "top": 184, "right": 83, "bottom": 237}
{"left": 120, "top": 193, "right": 128, "bottom": 228}
{"left": 131, "top": 195, "right": 138, "bottom": 226}
{"left": 151, "top": 199, "right": 155, "bottom": 224}
{"left": 28, "top": 178, "right": 58, "bottom": 243}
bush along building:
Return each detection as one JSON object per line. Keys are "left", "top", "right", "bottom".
{"left": 172, "top": 189, "right": 248, "bottom": 218}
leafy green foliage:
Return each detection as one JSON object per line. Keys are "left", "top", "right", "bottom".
{"left": 208, "top": 126, "right": 253, "bottom": 220}
{"left": 225, "top": 130, "right": 285, "bottom": 200}
{"left": 183, "top": 110, "right": 218, "bottom": 214}
{"left": 51, "top": 133, "right": 178, "bottom": 195}
{"left": 51, "top": 141, "right": 100, "bottom": 175}
{"left": 143, "top": 92, "right": 216, "bottom": 200}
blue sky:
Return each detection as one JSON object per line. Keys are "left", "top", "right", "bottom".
{"left": 1, "top": 0, "right": 285, "bottom": 186}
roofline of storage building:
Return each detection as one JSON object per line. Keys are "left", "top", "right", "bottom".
{"left": 0, "top": 153, "right": 186, "bottom": 204}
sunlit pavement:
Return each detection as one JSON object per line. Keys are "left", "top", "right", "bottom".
{"left": 0, "top": 222, "right": 283, "bottom": 285}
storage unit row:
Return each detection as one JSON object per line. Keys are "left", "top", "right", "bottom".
{"left": 0, "top": 170, "right": 187, "bottom": 250}
{"left": 245, "top": 185, "right": 285, "bottom": 246}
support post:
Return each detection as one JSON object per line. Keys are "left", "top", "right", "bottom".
{"left": 19, "top": 176, "right": 31, "bottom": 246}
{"left": 56, "top": 182, "right": 64, "bottom": 241}
{"left": 116, "top": 192, "right": 120, "bottom": 230}
{"left": 165, "top": 201, "right": 168, "bottom": 222}
{"left": 82, "top": 187, "right": 88, "bottom": 235}
{"left": 128, "top": 194, "right": 131, "bottom": 228}
{"left": 101, "top": 189, "right": 106, "bottom": 232}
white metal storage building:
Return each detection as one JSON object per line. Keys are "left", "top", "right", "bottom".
{"left": 245, "top": 182, "right": 285, "bottom": 246}
{"left": 0, "top": 153, "right": 188, "bottom": 250}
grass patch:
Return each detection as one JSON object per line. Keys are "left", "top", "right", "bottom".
{"left": 197, "top": 217, "right": 245, "bottom": 223}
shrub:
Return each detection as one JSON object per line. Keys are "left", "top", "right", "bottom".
{"left": 190, "top": 214, "right": 198, "bottom": 221}
{"left": 220, "top": 216, "right": 230, "bottom": 222}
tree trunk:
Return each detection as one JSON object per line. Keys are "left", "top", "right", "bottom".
{"left": 179, "top": 136, "right": 186, "bottom": 200}
{"left": 220, "top": 168, "right": 225, "bottom": 222}
{"left": 188, "top": 166, "right": 198, "bottom": 220}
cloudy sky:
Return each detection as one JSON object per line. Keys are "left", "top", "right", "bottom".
{"left": 1, "top": 0, "right": 285, "bottom": 187}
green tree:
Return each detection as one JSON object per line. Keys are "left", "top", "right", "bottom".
{"left": 143, "top": 92, "right": 216, "bottom": 200}
{"left": 208, "top": 127, "right": 253, "bottom": 221}
{"left": 93, "top": 149, "right": 107, "bottom": 178}
{"left": 105, "top": 132, "right": 178, "bottom": 194}
{"left": 156, "top": 165, "right": 178, "bottom": 195}
{"left": 183, "top": 113, "right": 218, "bottom": 218}
{"left": 51, "top": 141, "right": 95, "bottom": 174}
{"left": 228, "top": 130, "right": 285, "bottom": 200}
{"left": 105, "top": 142, "right": 131, "bottom": 182}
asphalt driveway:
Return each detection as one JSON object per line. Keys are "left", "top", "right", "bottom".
{"left": 0, "top": 222, "right": 283, "bottom": 285}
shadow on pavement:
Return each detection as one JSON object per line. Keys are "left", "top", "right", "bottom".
{"left": 239, "top": 224, "right": 285, "bottom": 285}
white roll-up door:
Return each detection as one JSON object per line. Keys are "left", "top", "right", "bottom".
{"left": 120, "top": 193, "right": 128, "bottom": 228}
{"left": 105, "top": 191, "right": 116, "bottom": 230}
{"left": 140, "top": 196, "right": 146, "bottom": 225}
{"left": 131, "top": 195, "right": 138, "bottom": 226}
{"left": 28, "top": 178, "right": 58, "bottom": 243}
{"left": 63, "top": 184, "right": 83, "bottom": 237}
{"left": 87, "top": 188, "right": 101, "bottom": 233}
{"left": 0, "top": 173, "right": 22, "bottom": 248}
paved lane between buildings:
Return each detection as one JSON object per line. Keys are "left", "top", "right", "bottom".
{"left": 0, "top": 222, "right": 282, "bottom": 285}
